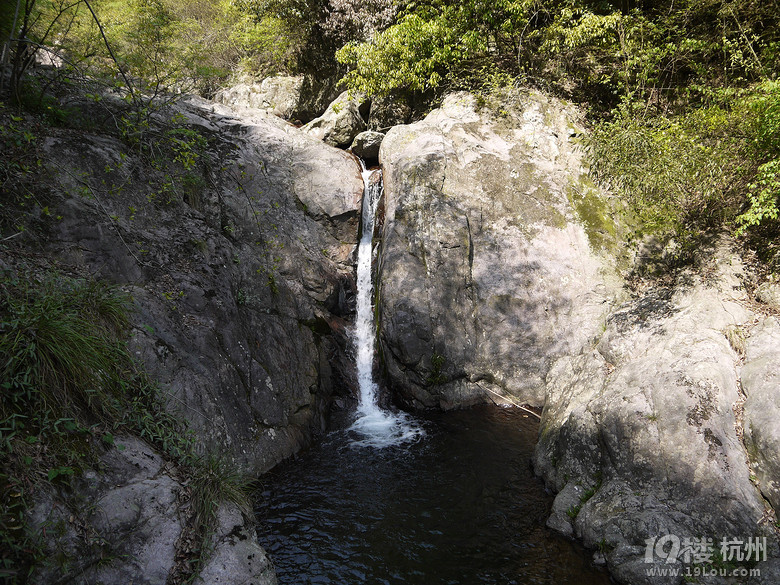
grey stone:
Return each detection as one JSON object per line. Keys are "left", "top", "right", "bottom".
{"left": 302, "top": 91, "right": 368, "bottom": 148}
{"left": 743, "top": 317, "right": 780, "bottom": 509}
{"left": 28, "top": 439, "right": 272, "bottom": 585}
{"left": 377, "top": 90, "right": 624, "bottom": 409}
{"left": 40, "top": 94, "right": 362, "bottom": 474}
{"left": 196, "top": 503, "right": 277, "bottom": 585}
{"left": 546, "top": 482, "right": 584, "bottom": 536}
{"left": 535, "top": 242, "right": 778, "bottom": 584}
{"left": 215, "top": 76, "right": 304, "bottom": 120}
{"left": 20, "top": 89, "right": 365, "bottom": 585}
{"left": 89, "top": 477, "right": 182, "bottom": 585}
{"left": 349, "top": 130, "right": 385, "bottom": 161}
{"left": 98, "top": 434, "right": 166, "bottom": 484}
{"left": 755, "top": 282, "right": 780, "bottom": 311}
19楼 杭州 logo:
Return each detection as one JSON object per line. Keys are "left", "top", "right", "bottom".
{"left": 643, "top": 535, "right": 767, "bottom": 579}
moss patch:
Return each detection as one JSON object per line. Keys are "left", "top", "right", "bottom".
{"left": 567, "top": 175, "right": 619, "bottom": 252}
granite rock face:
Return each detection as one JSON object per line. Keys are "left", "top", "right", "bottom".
{"left": 17, "top": 92, "right": 367, "bottom": 585}
{"left": 213, "top": 74, "right": 342, "bottom": 124}
{"left": 301, "top": 91, "right": 369, "bottom": 148}
{"left": 39, "top": 96, "right": 363, "bottom": 474}
{"left": 535, "top": 241, "right": 780, "bottom": 584}
{"left": 376, "top": 90, "right": 780, "bottom": 583}
{"left": 377, "top": 91, "right": 623, "bottom": 410}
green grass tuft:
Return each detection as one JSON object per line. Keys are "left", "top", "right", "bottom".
{"left": 0, "top": 265, "right": 243, "bottom": 583}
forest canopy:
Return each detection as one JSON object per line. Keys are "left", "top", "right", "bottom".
{"left": 2, "top": 0, "right": 780, "bottom": 262}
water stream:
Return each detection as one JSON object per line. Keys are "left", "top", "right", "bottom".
{"left": 253, "top": 166, "right": 611, "bottom": 584}
{"left": 348, "top": 164, "right": 423, "bottom": 448}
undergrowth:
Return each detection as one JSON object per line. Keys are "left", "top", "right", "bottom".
{"left": 585, "top": 81, "right": 780, "bottom": 271}
{"left": 0, "top": 265, "right": 250, "bottom": 584}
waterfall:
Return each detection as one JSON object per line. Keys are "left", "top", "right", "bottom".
{"left": 349, "top": 163, "right": 423, "bottom": 448}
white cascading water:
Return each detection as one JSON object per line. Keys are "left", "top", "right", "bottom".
{"left": 349, "top": 163, "right": 424, "bottom": 448}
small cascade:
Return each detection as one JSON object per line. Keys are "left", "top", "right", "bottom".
{"left": 349, "top": 162, "right": 424, "bottom": 448}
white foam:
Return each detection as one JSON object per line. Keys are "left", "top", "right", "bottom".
{"left": 348, "top": 164, "right": 424, "bottom": 448}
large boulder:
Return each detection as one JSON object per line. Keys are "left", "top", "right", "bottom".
{"left": 302, "top": 91, "right": 369, "bottom": 148}
{"left": 9, "top": 90, "right": 369, "bottom": 585}
{"left": 377, "top": 91, "right": 624, "bottom": 409}
{"left": 38, "top": 96, "right": 363, "bottom": 473}
{"left": 535, "top": 241, "right": 780, "bottom": 584}
{"left": 215, "top": 75, "right": 304, "bottom": 120}
{"left": 349, "top": 130, "right": 384, "bottom": 161}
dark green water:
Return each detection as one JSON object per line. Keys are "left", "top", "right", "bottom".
{"left": 255, "top": 405, "right": 611, "bottom": 585}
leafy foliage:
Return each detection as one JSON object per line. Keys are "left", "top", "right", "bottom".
{"left": 736, "top": 81, "right": 780, "bottom": 235}
{"left": 586, "top": 100, "right": 745, "bottom": 236}
{"left": 333, "top": 0, "right": 780, "bottom": 258}
{"left": 585, "top": 80, "right": 780, "bottom": 261}
{"left": 336, "top": 0, "right": 780, "bottom": 104}
{"left": 337, "top": 14, "right": 458, "bottom": 95}
{"left": 337, "top": 0, "right": 538, "bottom": 96}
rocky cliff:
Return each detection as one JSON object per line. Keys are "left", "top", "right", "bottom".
{"left": 375, "top": 91, "right": 780, "bottom": 583}
{"left": 3, "top": 92, "right": 364, "bottom": 584}
{"left": 41, "top": 95, "right": 363, "bottom": 473}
